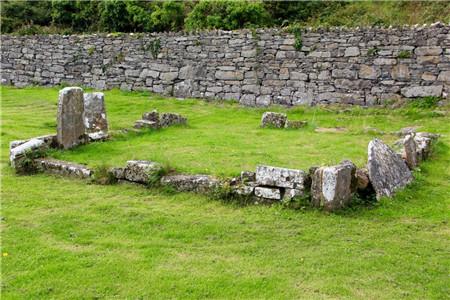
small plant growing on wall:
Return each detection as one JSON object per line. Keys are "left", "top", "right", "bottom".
{"left": 396, "top": 50, "right": 411, "bottom": 58}
{"left": 366, "top": 47, "right": 380, "bottom": 56}
{"left": 291, "top": 25, "right": 303, "bottom": 51}
{"left": 141, "top": 38, "right": 161, "bottom": 59}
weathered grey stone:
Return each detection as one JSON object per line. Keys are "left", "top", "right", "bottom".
{"left": 159, "top": 113, "right": 187, "bottom": 128}
{"left": 83, "top": 92, "right": 108, "bottom": 133}
{"left": 391, "top": 126, "right": 422, "bottom": 136}
{"left": 134, "top": 120, "right": 159, "bottom": 130}
{"left": 415, "top": 46, "right": 443, "bottom": 56}
{"left": 1, "top": 73, "right": 11, "bottom": 86}
{"left": 34, "top": 158, "right": 93, "bottom": 179}
{"left": 404, "top": 134, "right": 419, "bottom": 170}
{"left": 260, "top": 112, "right": 287, "bottom": 129}
{"left": 160, "top": 174, "right": 221, "bottom": 193}
{"left": 391, "top": 65, "right": 410, "bottom": 81}
{"left": 413, "top": 133, "right": 433, "bottom": 160}
{"left": 57, "top": 87, "right": 86, "bottom": 149}
{"left": 283, "top": 188, "right": 306, "bottom": 200}
{"left": 255, "top": 187, "right": 281, "bottom": 200}
{"left": 142, "top": 110, "right": 159, "bottom": 122}
{"left": 215, "top": 71, "right": 244, "bottom": 80}
{"left": 234, "top": 185, "right": 255, "bottom": 196}
{"left": 124, "top": 160, "right": 164, "bottom": 184}
{"left": 401, "top": 86, "right": 443, "bottom": 98}
{"left": 88, "top": 131, "right": 109, "bottom": 142}
{"left": 344, "top": 47, "right": 360, "bottom": 57}
{"left": 10, "top": 138, "right": 45, "bottom": 166}
{"left": 315, "top": 127, "right": 348, "bottom": 133}
{"left": 437, "top": 71, "right": 450, "bottom": 84}
{"left": 255, "top": 164, "right": 308, "bottom": 189}
{"left": 285, "top": 120, "right": 307, "bottom": 129}
{"left": 311, "top": 161, "right": 356, "bottom": 211}
{"left": 108, "top": 167, "right": 126, "bottom": 180}
{"left": 359, "top": 65, "right": 381, "bottom": 79}
{"left": 367, "top": 139, "right": 414, "bottom": 200}
{"left": 356, "top": 167, "right": 370, "bottom": 191}
{"left": 241, "top": 171, "right": 256, "bottom": 183}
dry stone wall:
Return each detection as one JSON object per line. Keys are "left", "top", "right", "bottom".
{"left": 1, "top": 24, "right": 449, "bottom": 107}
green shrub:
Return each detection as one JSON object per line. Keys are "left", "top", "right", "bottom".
{"left": 396, "top": 50, "right": 411, "bottom": 58}
{"left": 409, "top": 96, "right": 440, "bottom": 109}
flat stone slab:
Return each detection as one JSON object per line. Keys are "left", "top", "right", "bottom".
{"left": 88, "top": 131, "right": 109, "bottom": 142}
{"left": 315, "top": 127, "right": 348, "bottom": 133}
{"left": 260, "top": 112, "right": 287, "bottom": 129}
{"left": 83, "top": 92, "right": 108, "bottom": 133}
{"left": 124, "top": 160, "right": 164, "bottom": 184}
{"left": 285, "top": 120, "right": 307, "bottom": 129}
{"left": 311, "top": 161, "right": 356, "bottom": 211}
{"left": 57, "top": 87, "right": 85, "bottom": 149}
{"left": 391, "top": 126, "right": 422, "bottom": 136}
{"left": 160, "top": 174, "right": 221, "bottom": 193}
{"left": 34, "top": 158, "right": 93, "bottom": 179}
{"left": 255, "top": 165, "right": 308, "bottom": 189}
{"left": 10, "top": 134, "right": 57, "bottom": 151}
{"left": 254, "top": 187, "right": 281, "bottom": 200}
{"left": 134, "top": 120, "right": 159, "bottom": 130}
{"left": 368, "top": 139, "right": 414, "bottom": 200}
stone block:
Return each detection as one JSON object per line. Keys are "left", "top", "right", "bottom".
{"left": 260, "top": 112, "right": 287, "bottom": 129}
{"left": 159, "top": 113, "right": 187, "bottom": 128}
{"left": 401, "top": 85, "right": 443, "bottom": 98}
{"left": 34, "top": 158, "right": 93, "bottom": 179}
{"left": 285, "top": 120, "right": 307, "bottom": 129}
{"left": 404, "top": 134, "right": 419, "bottom": 170}
{"left": 160, "top": 174, "right": 221, "bottom": 193}
{"left": 255, "top": 164, "right": 308, "bottom": 190}
{"left": 124, "top": 160, "right": 164, "bottom": 184}
{"left": 391, "top": 65, "right": 410, "bottom": 81}
{"left": 359, "top": 65, "right": 381, "bottom": 79}
{"left": 108, "top": 167, "right": 126, "bottom": 180}
{"left": 83, "top": 92, "right": 108, "bottom": 133}
{"left": 215, "top": 71, "right": 244, "bottom": 80}
{"left": 368, "top": 139, "right": 414, "bottom": 200}
{"left": 415, "top": 46, "right": 443, "bottom": 56}
{"left": 57, "top": 87, "right": 86, "bottom": 149}
{"left": 134, "top": 120, "right": 159, "bottom": 130}
{"left": 311, "top": 161, "right": 356, "bottom": 211}
{"left": 142, "top": 110, "right": 159, "bottom": 122}
{"left": 255, "top": 187, "right": 281, "bottom": 200}
{"left": 88, "top": 131, "right": 109, "bottom": 142}
{"left": 9, "top": 138, "right": 45, "bottom": 166}
{"left": 283, "top": 188, "right": 306, "bottom": 200}
{"left": 344, "top": 47, "right": 360, "bottom": 57}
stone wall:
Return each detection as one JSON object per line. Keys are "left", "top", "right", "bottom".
{"left": 1, "top": 23, "right": 449, "bottom": 107}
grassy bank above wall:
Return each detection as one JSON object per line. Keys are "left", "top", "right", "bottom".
{"left": 1, "top": 86, "right": 449, "bottom": 299}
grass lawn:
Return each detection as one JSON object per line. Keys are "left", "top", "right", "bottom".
{"left": 1, "top": 86, "right": 449, "bottom": 299}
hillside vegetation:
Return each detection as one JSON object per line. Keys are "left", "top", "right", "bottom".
{"left": 2, "top": 1, "right": 449, "bottom": 35}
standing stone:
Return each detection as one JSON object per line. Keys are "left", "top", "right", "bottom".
{"left": 260, "top": 112, "right": 287, "bottom": 129}
{"left": 83, "top": 92, "right": 108, "bottom": 133}
{"left": 404, "top": 134, "right": 419, "bottom": 170}
{"left": 57, "top": 87, "right": 85, "bottom": 149}
{"left": 367, "top": 139, "right": 414, "bottom": 200}
{"left": 311, "top": 161, "right": 356, "bottom": 212}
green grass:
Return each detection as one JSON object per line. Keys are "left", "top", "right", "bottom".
{"left": 1, "top": 86, "right": 449, "bottom": 299}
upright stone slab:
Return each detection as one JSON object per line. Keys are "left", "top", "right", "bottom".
{"left": 403, "top": 134, "right": 418, "bottom": 170}
{"left": 260, "top": 112, "right": 287, "bottom": 129}
{"left": 83, "top": 92, "right": 108, "bottom": 133}
{"left": 57, "top": 87, "right": 85, "bottom": 149}
{"left": 311, "top": 161, "right": 356, "bottom": 212}
{"left": 368, "top": 139, "right": 414, "bottom": 200}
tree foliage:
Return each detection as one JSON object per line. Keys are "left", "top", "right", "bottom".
{"left": 2, "top": 0, "right": 449, "bottom": 34}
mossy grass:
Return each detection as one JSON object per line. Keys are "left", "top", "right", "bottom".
{"left": 1, "top": 86, "right": 449, "bottom": 298}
